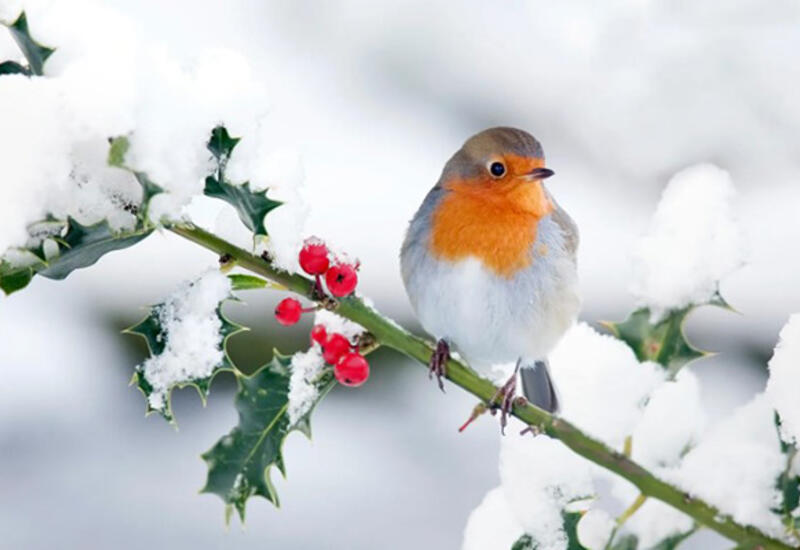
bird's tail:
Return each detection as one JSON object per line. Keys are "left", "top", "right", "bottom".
{"left": 520, "top": 360, "right": 559, "bottom": 413}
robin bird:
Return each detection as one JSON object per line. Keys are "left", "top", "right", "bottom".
{"left": 400, "top": 127, "right": 580, "bottom": 431}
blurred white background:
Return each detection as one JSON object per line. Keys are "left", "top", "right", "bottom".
{"left": 1, "top": 1, "right": 799, "bottom": 548}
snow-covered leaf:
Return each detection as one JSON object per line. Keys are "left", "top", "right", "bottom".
{"left": 609, "top": 534, "right": 638, "bottom": 550}
{"left": 510, "top": 534, "right": 535, "bottom": 550}
{"left": 774, "top": 414, "right": 800, "bottom": 535}
{"left": 201, "top": 351, "right": 335, "bottom": 522}
{"left": 649, "top": 528, "right": 696, "bottom": 550}
{"left": 0, "top": 218, "right": 152, "bottom": 295}
{"left": 204, "top": 126, "right": 281, "bottom": 237}
{"left": 125, "top": 276, "right": 244, "bottom": 424}
{"left": 0, "top": 60, "right": 29, "bottom": 75}
{"left": 3, "top": 11, "right": 54, "bottom": 76}
{"left": 512, "top": 512, "right": 588, "bottom": 550}
{"left": 602, "top": 306, "right": 708, "bottom": 379}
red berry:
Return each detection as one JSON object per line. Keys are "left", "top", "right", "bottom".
{"left": 299, "top": 239, "right": 330, "bottom": 275}
{"left": 325, "top": 264, "right": 358, "bottom": 297}
{"left": 334, "top": 352, "right": 370, "bottom": 387}
{"left": 310, "top": 324, "right": 327, "bottom": 346}
{"left": 275, "top": 297, "right": 303, "bottom": 326}
{"left": 322, "top": 333, "right": 351, "bottom": 364}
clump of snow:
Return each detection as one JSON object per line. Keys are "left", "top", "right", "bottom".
{"left": 576, "top": 508, "right": 615, "bottom": 549}
{"left": 666, "top": 393, "right": 785, "bottom": 535}
{"left": 632, "top": 369, "right": 706, "bottom": 469}
{"left": 227, "top": 124, "right": 309, "bottom": 272}
{"left": 0, "top": 0, "right": 293, "bottom": 257}
{"left": 499, "top": 431, "right": 595, "bottom": 549}
{"left": 549, "top": 322, "right": 665, "bottom": 447}
{"left": 605, "top": 475, "right": 694, "bottom": 548}
{"left": 314, "top": 309, "right": 365, "bottom": 341}
{"left": 630, "top": 163, "right": 743, "bottom": 317}
{"left": 461, "top": 487, "right": 525, "bottom": 550}
{"left": 287, "top": 347, "right": 326, "bottom": 427}
{"left": 766, "top": 314, "right": 800, "bottom": 445}
{"left": 286, "top": 309, "right": 365, "bottom": 426}
{"left": 139, "top": 270, "right": 231, "bottom": 411}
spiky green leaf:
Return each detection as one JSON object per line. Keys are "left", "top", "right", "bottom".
{"left": 204, "top": 176, "right": 281, "bottom": 237}
{"left": 602, "top": 307, "right": 707, "bottom": 379}
{"left": 203, "top": 126, "right": 281, "bottom": 237}
{"left": 609, "top": 534, "right": 639, "bottom": 550}
{"left": 650, "top": 527, "right": 697, "bottom": 550}
{"left": 201, "top": 351, "right": 335, "bottom": 521}
{"left": 773, "top": 413, "right": 800, "bottom": 535}
{"left": 208, "top": 125, "right": 240, "bottom": 164}
{"left": 227, "top": 273, "right": 286, "bottom": 291}
{"left": 0, "top": 218, "right": 152, "bottom": 295}
{"left": 125, "top": 299, "right": 245, "bottom": 424}
{"left": 0, "top": 60, "right": 29, "bottom": 75}
{"left": 513, "top": 512, "right": 589, "bottom": 550}
{"left": 4, "top": 11, "right": 54, "bottom": 76}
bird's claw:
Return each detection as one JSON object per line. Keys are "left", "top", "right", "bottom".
{"left": 490, "top": 365, "right": 520, "bottom": 435}
{"left": 429, "top": 339, "right": 449, "bottom": 392}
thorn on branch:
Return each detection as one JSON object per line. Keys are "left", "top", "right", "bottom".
{"left": 520, "top": 424, "right": 542, "bottom": 437}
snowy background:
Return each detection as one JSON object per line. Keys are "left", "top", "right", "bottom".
{"left": 1, "top": 0, "right": 800, "bottom": 548}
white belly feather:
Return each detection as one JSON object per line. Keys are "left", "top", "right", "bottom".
{"left": 402, "top": 216, "right": 580, "bottom": 367}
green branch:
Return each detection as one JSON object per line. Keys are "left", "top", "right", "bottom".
{"left": 169, "top": 222, "right": 796, "bottom": 550}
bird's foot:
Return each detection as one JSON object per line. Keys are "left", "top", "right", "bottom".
{"left": 429, "top": 339, "right": 449, "bottom": 392}
{"left": 490, "top": 361, "right": 521, "bottom": 435}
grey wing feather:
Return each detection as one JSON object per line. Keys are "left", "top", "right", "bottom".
{"left": 548, "top": 194, "right": 579, "bottom": 257}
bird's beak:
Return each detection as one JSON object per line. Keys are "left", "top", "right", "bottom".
{"left": 526, "top": 167, "right": 555, "bottom": 180}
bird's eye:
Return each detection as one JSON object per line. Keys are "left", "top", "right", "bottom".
{"left": 489, "top": 161, "right": 506, "bottom": 177}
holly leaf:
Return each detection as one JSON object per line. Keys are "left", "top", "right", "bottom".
{"left": 203, "top": 126, "right": 282, "bottom": 237}
{"left": 0, "top": 139, "right": 167, "bottom": 296}
{"left": 0, "top": 60, "right": 30, "bottom": 75}
{"left": 3, "top": 11, "right": 54, "bottom": 76}
{"left": 0, "top": 218, "right": 152, "bottom": 295}
{"left": 204, "top": 176, "right": 281, "bottom": 236}
{"left": 201, "top": 351, "right": 335, "bottom": 522}
{"left": 125, "top": 299, "right": 245, "bottom": 424}
{"left": 228, "top": 273, "right": 286, "bottom": 291}
{"left": 512, "top": 511, "right": 589, "bottom": 550}
{"left": 208, "top": 125, "right": 240, "bottom": 164}
{"left": 650, "top": 527, "right": 697, "bottom": 550}
{"left": 773, "top": 413, "right": 800, "bottom": 535}
{"left": 602, "top": 307, "right": 708, "bottom": 379}
{"left": 609, "top": 534, "right": 639, "bottom": 550}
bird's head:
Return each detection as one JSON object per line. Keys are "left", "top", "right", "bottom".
{"left": 438, "top": 127, "right": 554, "bottom": 215}
{"left": 441, "top": 126, "right": 553, "bottom": 189}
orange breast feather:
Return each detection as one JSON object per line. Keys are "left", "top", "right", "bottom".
{"left": 430, "top": 179, "right": 553, "bottom": 278}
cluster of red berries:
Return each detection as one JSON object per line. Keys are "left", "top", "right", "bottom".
{"left": 273, "top": 238, "right": 369, "bottom": 387}
{"left": 310, "top": 324, "right": 369, "bottom": 387}
{"left": 298, "top": 238, "right": 358, "bottom": 298}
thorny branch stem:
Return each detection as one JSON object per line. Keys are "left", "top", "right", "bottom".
{"left": 169, "top": 222, "right": 797, "bottom": 550}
